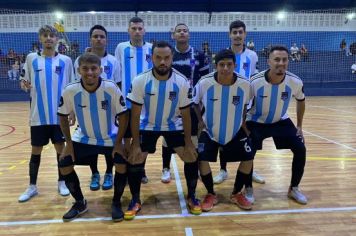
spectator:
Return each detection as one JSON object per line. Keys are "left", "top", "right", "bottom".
{"left": 300, "top": 44, "right": 309, "bottom": 61}
{"left": 340, "top": 39, "right": 347, "bottom": 51}
{"left": 8, "top": 59, "right": 20, "bottom": 80}
{"left": 247, "top": 39, "right": 255, "bottom": 51}
{"left": 6, "top": 48, "right": 17, "bottom": 66}
{"left": 290, "top": 43, "right": 300, "bottom": 61}
{"left": 352, "top": 62, "right": 356, "bottom": 74}
{"left": 262, "top": 44, "right": 271, "bottom": 57}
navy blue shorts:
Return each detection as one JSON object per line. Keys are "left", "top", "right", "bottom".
{"left": 197, "top": 129, "right": 254, "bottom": 162}
{"left": 31, "top": 125, "right": 64, "bottom": 146}
{"left": 140, "top": 131, "right": 185, "bottom": 153}
{"left": 246, "top": 118, "right": 305, "bottom": 150}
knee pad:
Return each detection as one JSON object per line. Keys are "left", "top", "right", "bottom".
{"left": 58, "top": 155, "right": 74, "bottom": 168}
{"left": 127, "top": 163, "right": 144, "bottom": 174}
{"left": 113, "top": 152, "right": 127, "bottom": 164}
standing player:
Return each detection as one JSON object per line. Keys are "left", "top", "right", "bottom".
{"left": 74, "top": 25, "right": 120, "bottom": 191}
{"left": 246, "top": 45, "right": 307, "bottom": 205}
{"left": 126, "top": 41, "right": 201, "bottom": 220}
{"left": 115, "top": 16, "right": 152, "bottom": 184}
{"left": 18, "top": 25, "right": 73, "bottom": 202}
{"left": 58, "top": 53, "right": 129, "bottom": 222}
{"left": 194, "top": 49, "right": 253, "bottom": 211}
{"left": 160, "top": 23, "right": 210, "bottom": 183}
{"left": 213, "top": 20, "right": 265, "bottom": 189}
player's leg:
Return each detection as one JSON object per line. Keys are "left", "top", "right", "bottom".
{"left": 112, "top": 152, "right": 128, "bottom": 222}
{"left": 161, "top": 138, "right": 173, "bottom": 183}
{"left": 88, "top": 155, "right": 100, "bottom": 191}
{"left": 102, "top": 153, "right": 114, "bottom": 190}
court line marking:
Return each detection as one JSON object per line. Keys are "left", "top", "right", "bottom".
{"left": 171, "top": 154, "right": 189, "bottom": 215}
{"left": 309, "top": 105, "right": 356, "bottom": 114}
{"left": 185, "top": 227, "right": 194, "bottom": 236}
{"left": 2, "top": 206, "right": 356, "bottom": 226}
{"left": 303, "top": 130, "right": 356, "bottom": 152}
{"left": 255, "top": 152, "right": 356, "bottom": 161}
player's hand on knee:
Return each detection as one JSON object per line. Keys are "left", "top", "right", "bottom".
{"left": 20, "top": 80, "right": 32, "bottom": 92}
{"left": 129, "top": 144, "right": 143, "bottom": 165}
{"left": 183, "top": 142, "right": 198, "bottom": 162}
{"left": 112, "top": 143, "right": 127, "bottom": 161}
{"left": 296, "top": 126, "right": 305, "bottom": 143}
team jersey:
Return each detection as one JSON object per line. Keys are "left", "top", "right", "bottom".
{"left": 127, "top": 68, "right": 192, "bottom": 131}
{"left": 58, "top": 79, "right": 127, "bottom": 146}
{"left": 20, "top": 52, "right": 74, "bottom": 126}
{"left": 247, "top": 70, "right": 305, "bottom": 124}
{"left": 114, "top": 41, "right": 153, "bottom": 98}
{"left": 74, "top": 52, "right": 120, "bottom": 83}
{"left": 229, "top": 46, "right": 258, "bottom": 79}
{"left": 193, "top": 72, "right": 250, "bottom": 145}
{"left": 172, "top": 46, "right": 210, "bottom": 87}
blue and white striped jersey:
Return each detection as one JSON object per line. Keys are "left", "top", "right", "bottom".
{"left": 247, "top": 70, "right": 305, "bottom": 124}
{"left": 74, "top": 53, "right": 120, "bottom": 83}
{"left": 58, "top": 79, "right": 127, "bottom": 146}
{"left": 114, "top": 41, "right": 153, "bottom": 98}
{"left": 127, "top": 68, "right": 192, "bottom": 131}
{"left": 230, "top": 46, "right": 258, "bottom": 79}
{"left": 193, "top": 72, "right": 250, "bottom": 145}
{"left": 21, "top": 52, "right": 74, "bottom": 126}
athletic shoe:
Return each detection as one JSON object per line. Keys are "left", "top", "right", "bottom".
{"left": 62, "top": 199, "right": 88, "bottom": 222}
{"left": 141, "top": 175, "right": 148, "bottom": 184}
{"left": 18, "top": 185, "right": 38, "bottom": 202}
{"left": 161, "top": 168, "right": 171, "bottom": 183}
{"left": 213, "top": 169, "right": 228, "bottom": 184}
{"left": 102, "top": 173, "right": 113, "bottom": 190}
{"left": 288, "top": 187, "right": 308, "bottom": 205}
{"left": 112, "top": 202, "right": 124, "bottom": 222}
{"left": 244, "top": 187, "right": 255, "bottom": 204}
{"left": 201, "top": 193, "right": 218, "bottom": 212}
{"left": 58, "top": 181, "right": 70, "bottom": 196}
{"left": 187, "top": 195, "right": 202, "bottom": 215}
{"left": 230, "top": 192, "right": 252, "bottom": 210}
{"left": 90, "top": 173, "right": 100, "bottom": 191}
{"left": 124, "top": 199, "right": 141, "bottom": 220}
{"left": 252, "top": 171, "right": 265, "bottom": 184}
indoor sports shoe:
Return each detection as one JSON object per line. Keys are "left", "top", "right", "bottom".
{"left": 201, "top": 193, "right": 218, "bottom": 212}
{"left": 112, "top": 202, "right": 124, "bottom": 222}
{"left": 18, "top": 185, "right": 38, "bottom": 202}
{"left": 213, "top": 169, "right": 228, "bottom": 184}
{"left": 102, "top": 173, "right": 113, "bottom": 190}
{"left": 124, "top": 199, "right": 141, "bottom": 220}
{"left": 90, "top": 173, "right": 100, "bottom": 191}
{"left": 62, "top": 199, "right": 88, "bottom": 222}
{"left": 161, "top": 168, "right": 171, "bottom": 183}
{"left": 230, "top": 192, "right": 252, "bottom": 210}
{"left": 252, "top": 171, "right": 265, "bottom": 184}
{"left": 187, "top": 195, "right": 202, "bottom": 215}
{"left": 141, "top": 175, "right": 149, "bottom": 184}
{"left": 58, "top": 181, "right": 70, "bottom": 196}
{"left": 244, "top": 187, "right": 255, "bottom": 204}
{"left": 288, "top": 187, "right": 308, "bottom": 205}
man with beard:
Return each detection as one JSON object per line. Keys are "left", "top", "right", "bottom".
{"left": 115, "top": 16, "right": 152, "bottom": 184}
{"left": 213, "top": 20, "right": 264, "bottom": 195}
{"left": 125, "top": 41, "right": 201, "bottom": 220}
{"left": 246, "top": 45, "right": 307, "bottom": 205}
{"left": 74, "top": 25, "right": 120, "bottom": 192}
{"left": 160, "top": 23, "right": 210, "bottom": 184}
{"left": 18, "top": 25, "right": 73, "bottom": 202}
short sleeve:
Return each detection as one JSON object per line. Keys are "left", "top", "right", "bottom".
{"left": 57, "top": 88, "right": 72, "bottom": 116}
{"left": 126, "top": 76, "right": 144, "bottom": 105}
{"left": 179, "top": 79, "right": 193, "bottom": 109}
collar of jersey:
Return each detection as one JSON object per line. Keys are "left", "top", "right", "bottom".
{"left": 174, "top": 45, "right": 192, "bottom": 54}
{"left": 213, "top": 72, "right": 237, "bottom": 85}
{"left": 152, "top": 68, "right": 173, "bottom": 80}
{"left": 80, "top": 77, "right": 102, "bottom": 93}
{"left": 37, "top": 51, "right": 59, "bottom": 57}
{"left": 264, "top": 69, "right": 286, "bottom": 84}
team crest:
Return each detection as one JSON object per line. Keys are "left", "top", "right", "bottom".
{"left": 169, "top": 91, "right": 177, "bottom": 101}
{"left": 281, "top": 92, "right": 289, "bottom": 101}
{"left": 232, "top": 96, "right": 240, "bottom": 105}
{"left": 146, "top": 54, "right": 151, "bottom": 62}
{"left": 55, "top": 66, "right": 62, "bottom": 75}
{"left": 104, "top": 65, "right": 110, "bottom": 74}
{"left": 197, "top": 143, "right": 205, "bottom": 153}
{"left": 243, "top": 62, "right": 249, "bottom": 70}
{"left": 101, "top": 100, "right": 109, "bottom": 110}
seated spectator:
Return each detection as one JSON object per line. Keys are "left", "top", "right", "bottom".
{"left": 290, "top": 43, "right": 300, "bottom": 61}
{"left": 247, "top": 39, "right": 255, "bottom": 51}
{"left": 6, "top": 48, "right": 17, "bottom": 65}
{"left": 8, "top": 59, "right": 20, "bottom": 81}
{"left": 262, "top": 44, "right": 272, "bottom": 57}
{"left": 352, "top": 62, "right": 356, "bottom": 74}
{"left": 300, "top": 44, "right": 309, "bottom": 61}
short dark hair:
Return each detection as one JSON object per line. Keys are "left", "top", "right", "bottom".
{"left": 174, "top": 23, "right": 189, "bottom": 31}
{"left": 129, "top": 16, "right": 144, "bottom": 25}
{"left": 229, "top": 20, "right": 246, "bottom": 33}
{"left": 214, "top": 49, "right": 236, "bottom": 64}
{"left": 39, "top": 25, "right": 58, "bottom": 36}
{"left": 78, "top": 52, "right": 101, "bottom": 66}
{"left": 89, "top": 25, "right": 107, "bottom": 38}
{"left": 269, "top": 45, "right": 289, "bottom": 56}
{"left": 152, "top": 41, "right": 173, "bottom": 54}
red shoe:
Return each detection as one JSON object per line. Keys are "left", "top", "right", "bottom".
{"left": 201, "top": 193, "right": 218, "bottom": 212}
{"left": 230, "top": 192, "right": 252, "bottom": 210}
